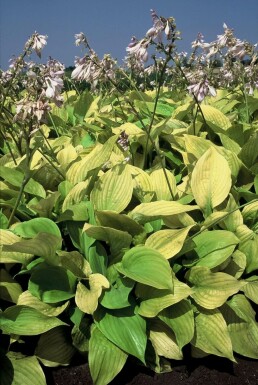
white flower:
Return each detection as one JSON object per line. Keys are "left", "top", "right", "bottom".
{"left": 31, "top": 33, "right": 48, "bottom": 57}
{"left": 75, "top": 32, "right": 87, "bottom": 47}
{"left": 126, "top": 38, "right": 149, "bottom": 63}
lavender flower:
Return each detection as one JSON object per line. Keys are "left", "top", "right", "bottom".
{"left": 29, "top": 32, "right": 48, "bottom": 58}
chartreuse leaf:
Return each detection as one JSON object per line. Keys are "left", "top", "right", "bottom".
{"left": 128, "top": 165, "right": 154, "bottom": 203}
{"left": 2, "top": 233, "right": 61, "bottom": 263}
{"left": 0, "top": 269, "right": 22, "bottom": 303}
{"left": 0, "top": 305, "right": 67, "bottom": 335}
{"left": 222, "top": 250, "right": 246, "bottom": 279}
{"left": 190, "top": 230, "right": 239, "bottom": 268}
{"left": 66, "top": 135, "right": 117, "bottom": 184}
{"left": 62, "top": 180, "right": 91, "bottom": 211}
{"left": 186, "top": 266, "right": 243, "bottom": 309}
{"left": 17, "top": 291, "right": 69, "bottom": 317}
{"left": 0, "top": 166, "right": 46, "bottom": 198}
{"left": 83, "top": 223, "right": 132, "bottom": 259}
{"left": 57, "top": 250, "right": 92, "bottom": 278}
{"left": 221, "top": 295, "right": 258, "bottom": 358}
{"left": 0, "top": 230, "right": 34, "bottom": 264}
{"left": 129, "top": 201, "right": 198, "bottom": 223}
{"left": 192, "top": 307, "right": 235, "bottom": 361}
{"left": 89, "top": 326, "right": 128, "bottom": 385}
{"left": 94, "top": 306, "right": 147, "bottom": 363}
{"left": 145, "top": 226, "right": 193, "bottom": 259}
{"left": 75, "top": 274, "right": 110, "bottom": 314}
{"left": 149, "top": 169, "right": 177, "bottom": 200}
{"left": 2, "top": 355, "right": 47, "bottom": 385}
{"left": 159, "top": 300, "right": 194, "bottom": 350}
{"left": 28, "top": 266, "right": 77, "bottom": 303}
{"left": 116, "top": 246, "right": 173, "bottom": 290}
{"left": 149, "top": 318, "right": 183, "bottom": 360}
{"left": 241, "top": 276, "right": 258, "bottom": 304}
{"left": 35, "top": 326, "right": 76, "bottom": 367}
{"left": 91, "top": 163, "right": 133, "bottom": 213}
{"left": 201, "top": 104, "right": 232, "bottom": 131}
{"left": 137, "top": 279, "right": 192, "bottom": 318}
{"left": 191, "top": 147, "right": 232, "bottom": 216}
{"left": 239, "top": 234, "right": 258, "bottom": 273}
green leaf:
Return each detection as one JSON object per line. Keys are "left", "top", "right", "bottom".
{"left": 91, "top": 163, "right": 133, "bottom": 213}
{"left": 149, "top": 169, "right": 177, "bottom": 200}
{"left": 0, "top": 230, "right": 34, "bottom": 264}
{"left": 94, "top": 306, "right": 147, "bottom": 363}
{"left": 186, "top": 266, "right": 243, "bottom": 309}
{"left": 0, "top": 305, "right": 67, "bottom": 335}
{"left": 89, "top": 326, "right": 127, "bottom": 385}
{"left": 0, "top": 269, "right": 22, "bottom": 303}
{"left": 148, "top": 318, "right": 183, "bottom": 360}
{"left": 159, "top": 300, "right": 194, "bottom": 350}
{"left": 221, "top": 295, "right": 258, "bottom": 358}
{"left": 241, "top": 276, "right": 258, "bottom": 304}
{"left": 145, "top": 226, "right": 193, "bottom": 259}
{"left": 116, "top": 246, "right": 173, "bottom": 290}
{"left": 100, "top": 277, "right": 134, "bottom": 309}
{"left": 129, "top": 201, "right": 198, "bottom": 223}
{"left": 35, "top": 326, "right": 75, "bottom": 367}
{"left": 83, "top": 223, "right": 132, "bottom": 259}
{"left": 2, "top": 233, "right": 61, "bottom": 263}
{"left": 13, "top": 218, "right": 62, "bottom": 242}
{"left": 17, "top": 291, "right": 69, "bottom": 317}
{"left": 191, "top": 230, "right": 239, "bottom": 268}
{"left": 137, "top": 279, "right": 192, "bottom": 318}
{"left": 192, "top": 307, "right": 235, "bottom": 361}
{"left": 29, "top": 266, "right": 77, "bottom": 303}
{"left": 96, "top": 210, "right": 144, "bottom": 237}
{"left": 0, "top": 166, "right": 46, "bottom": 198}
{"left": 3, "top": 355, "right": 47, "bottom": 385}
{"left": 191, "top": 147, "right": 232, "bottom": 216}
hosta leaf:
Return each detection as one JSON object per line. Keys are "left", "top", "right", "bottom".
{"left": 186, "top": 266, "right": 243, "bottom": 309}
{"left": 137, "top": 279, "right": 192, "bottom": 318}
{"left": 29, "top": 266, "right": 77, "bottom": 303}
{"left": 239, "top": 234, "right": 258, "bottom": 273}
{"left": 91, "top": 163, "right": 133, "bottom": 213}
{"left": 75, "top": 275, "right": 110, "bottom": 314}
{"left": 58, "top": 250, "right": 92, "bottom": 278}
{"left": 3, "top": 355, "right": 47, "bottom": 385}
{"left": 12, "top": 218, "right": 62, "bottom": 242}
{"left": 222, "top": 250, "right": 246, "bottom": 279}
{"left": 62, "top": 180, "right": 91, "bottom": 211}
{"left": 83, "top": 223, "right": 132, "bottom": 259}
{"left": 96, "top": 210, "right": 144, "bottom": 237}
{"left": 191, "top": 147, "right": 232, "bottom": 215}
{"left": 0, "top": 166, "right": 46, "bottom": 198}
{"left": 191, "top": 230, "right": 239, "bottom": 268}
{"left": 66, "top": 135, "right": 117, "bottom": 184}
{"left": 192, "top": 307, "right": 235, "bottom": 361}
{"left": 100, "top": 277, "right": 134, "bottom": 309}
{"left": 17, "top": 291, "right": 69, "bottom": 317}
{"left": 145, "top": 226, "right": 193, "bottom": 259}
{"left": 94, "top": 306, "right": 147, "bottom": 363}
{"left": 116, "top": 246, "right": 173, "bottom": 290}
{"left": 128, "top": 165, "right": 154, "bottom": 203}
{"left": 89, "top": 326, "right": 128, "bottom": 385}
{"left": 0, "top": 230, "right": 34, "bottom": 264}
{"left": 149, "top": 318, "right": 183, "bottom": 360}
{"left": 0, "top": 305, "right": 67, "bottom": 335}
{"left": 201, "top": 104, "right": 232, "bottom": 131}
{"left": 159, "top": 300, "right": 194, "bottom": 349}
{"left": 56, "top": 144, "right": 77, "bottom": 169}
{"left": 2, "top": 233, "right": 61, "bottom": 263}
{"left": 35, "top": 326, "right": 76, "bottom": 367}
{"left": 221, "top": 295, "right": 258, "bottom": 358}
{"left": 0, "top": 269, "right": 22, "bottom": 303}
{"left": 241, "top": 276, "right": 258, "bottom": 304}
{"left": 149, "top": 169, "right": 177, "bottom": 200}
{"left": 129, "top": 201, "right": 198, "bottom": 223}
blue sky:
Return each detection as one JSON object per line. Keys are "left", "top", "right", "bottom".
{"left": 0, "top": 0, "right": 258, "bottom": 69}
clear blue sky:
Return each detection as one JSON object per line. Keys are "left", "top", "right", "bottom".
{"left": 0, "top": 0, "right": 258, "bottom": 69}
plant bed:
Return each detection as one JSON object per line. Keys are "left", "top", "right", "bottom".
{"left": 45, "top": 354, "right": 258, "bottom": 385}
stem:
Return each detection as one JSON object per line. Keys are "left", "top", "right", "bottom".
{"left": 7, "top": 175, "right": 30, "bottom": 227}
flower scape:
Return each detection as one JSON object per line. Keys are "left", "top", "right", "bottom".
{"left": 0, "top": 9, "right": 258, "bottom": 385}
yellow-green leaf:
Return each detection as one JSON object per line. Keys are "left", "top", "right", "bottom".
{"left": 191, "top": 147, "right": 232, "bottom": 215}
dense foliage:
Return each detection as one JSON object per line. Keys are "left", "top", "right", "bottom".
{"left": 1, "top": 10, "right": 258, "bottom": 385}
